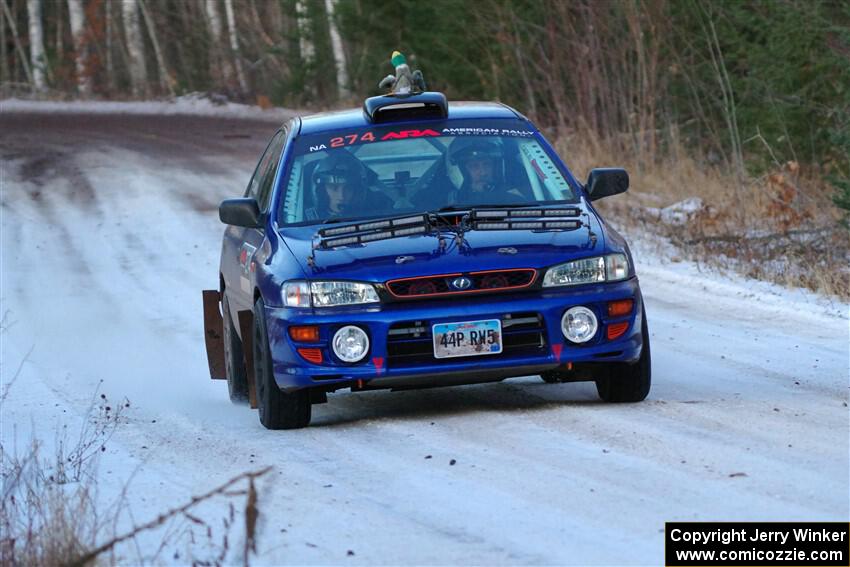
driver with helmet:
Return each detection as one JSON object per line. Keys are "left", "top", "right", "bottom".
{"left": 305, "top": 152, "right": 391, "bottom": 221}
{"left": 445, "top": 137, "right": 525, "bottom": 206}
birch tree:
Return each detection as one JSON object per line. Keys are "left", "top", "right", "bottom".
{"left": 2, "top": 0, "right": 33, "bottom": 85}
{"left": 67, "top": 0, "right": 92, "bottom": 96}
{"left": 294, "top": 0, "right": 314, "bottom": 98}
{"left": 223, "top": 0, "right": 248, "bottom": 94}
{"left": 324, "top": 0, "right": 348, "bottom": 100}
{"left": 0, "top": 0, "right": 8, "bottom": 82}
{"left": 295, "top": 0, "right": 314, "bottom": 64}
{"left": 122, "top": 0, "right": 147, "bottom": 96}
{"left": 138, "top": 0, "right": 174, "bottom": 95}
{"left": 26, "top": 0, "right": 47, "bottom": 91}
{"left": 105, "top": 0, "right": 115, "bottom": 92}
{"left": 204, "top": 0, "right": 233, "bottom": 88}
{"left": 0, "top": 8, "right": 5, "bottom": 84}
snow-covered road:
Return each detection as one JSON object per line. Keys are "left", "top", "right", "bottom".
{"left": 1, "top": 108, "right": 848, "bottom": 565}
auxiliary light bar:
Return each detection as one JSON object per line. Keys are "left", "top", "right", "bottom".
{"left": 471, "top": 206, "right": 583, "bottom": 231}
{"left": 318, "top": 214, "right": 430, "bottom": 249}
{"left": 472, "top": 207, "right": 581, "bottom": 220}
{"left": 474, "top": 219, "right": 582, "bottom": 231}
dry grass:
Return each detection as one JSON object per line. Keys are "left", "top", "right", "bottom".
{"left": 0, "top": 388, "right": 127, "bottom": 566}
{"left": 0, "top": 382, "right": 269, "bottom": 566}
{"left": 554, "top": 131, "right": 850, "bottom": 300}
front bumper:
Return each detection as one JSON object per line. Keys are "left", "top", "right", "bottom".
{"left": 265, "top": 278, "right": 644, "bottom": 391}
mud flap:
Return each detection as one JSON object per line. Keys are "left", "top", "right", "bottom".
{"left": 202, "top": 290, "right": 226, "bottom": 381}
{"left": 237, "top": 310, "right": 258, "bottom": 409}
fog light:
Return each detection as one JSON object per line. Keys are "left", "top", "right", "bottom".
{"left": 332, "top": 325, "right": 369, "bottom": 363}
{"left": 561, "top": 306, "right": 598, "bottom": 343}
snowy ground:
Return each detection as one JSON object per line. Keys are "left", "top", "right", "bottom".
{"left": 1, "top": 93, "right": 294, "bottom": 120}
{"left": 1, "top": 104, "right": 848, "bottom": 565}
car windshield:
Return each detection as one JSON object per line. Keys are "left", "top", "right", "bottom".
{"left": 278, "top": 119, "right": 578, "bottom": 225}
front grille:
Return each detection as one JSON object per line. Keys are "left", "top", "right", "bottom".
{"left": 386, "top": 312, "right": 547, "bottom": 367}
{"left": 387, "top": 269, "right": 536, "bottom": 299}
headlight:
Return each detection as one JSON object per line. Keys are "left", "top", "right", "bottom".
{"left": 282, "top": 281, "right": 380, "bottom": 308}
{"left": 542, "top": 254, "right": 629, "bottom": 287}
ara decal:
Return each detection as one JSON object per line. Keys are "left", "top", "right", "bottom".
{"left": 379, "top": 128, "right": 440, "bottom": 140}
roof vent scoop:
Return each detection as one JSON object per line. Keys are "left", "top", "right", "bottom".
{"left": 364, "top": 91, "right": 448, "bottom": 123}
{"left": 364, "top": 50, "right": 447, "bottom": 123}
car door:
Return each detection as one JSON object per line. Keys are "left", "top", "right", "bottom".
{"left": 223, "top": 129, "right": 287, "bottom": 314}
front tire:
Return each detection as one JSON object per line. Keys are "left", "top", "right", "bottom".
{"left": 595, "top": 309, "right": 651, "bottom": 402}
{"left": 253, "top": 297, "right": 311, "bottom": 430}
{"left": 223, "top": 294, "right": 249, "bottom": 404}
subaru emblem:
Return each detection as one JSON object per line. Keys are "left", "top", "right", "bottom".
{"left": 451, "top": 276, "right": 472, "bottom": 290}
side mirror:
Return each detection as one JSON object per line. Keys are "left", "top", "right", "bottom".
{"left": 586, "top": 168, "right": 629, "bottom": 201}
{"left": 219, "top": 198, "right": 262, "bottom": 228}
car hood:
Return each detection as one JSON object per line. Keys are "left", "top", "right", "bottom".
{"left": 279, "top": 209, "right": 606, "bottom": 282}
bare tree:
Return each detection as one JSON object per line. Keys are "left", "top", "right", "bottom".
{"left": 121, "top": 0, "right": 147, "bottom": 97}
{"left": 324, "top": 0, "right": 348, "bottom": 100}
{"left": 223, "top": 0, "right": 248, "bottom": 95}
{"left": 26, "top": 0, "right": 47, "bottom": 91}
{"left": 67, "top": 0, "right": 92, "bottom": 96}
{"left": 700, "top": 4, "right": 744, "bottom": 184}
{"left": 55, "top": 0, "right": 64, "bottom": 69}
{"left": 105, "top": 0, "right": 116, "bottom": 93}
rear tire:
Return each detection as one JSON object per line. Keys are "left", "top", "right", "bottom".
{"left": 222, "top": 294, "right": 249, "bottom": 404}
{"left": 253, "top": 297, "right": 311, "bottom": 430}
{"left": 596, "top": 309, "right": 651, "bottom": 402}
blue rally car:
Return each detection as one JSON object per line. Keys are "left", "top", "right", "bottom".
{"left": 202, "top": 90, "right": 651, "bottom": 429}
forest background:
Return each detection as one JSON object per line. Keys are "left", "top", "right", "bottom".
{"left": 2, "top": 0, "right": 849, "bottom": 297}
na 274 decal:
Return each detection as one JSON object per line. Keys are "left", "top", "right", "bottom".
{"left": 307, "top": 127, "right": 534, "bottom": 152}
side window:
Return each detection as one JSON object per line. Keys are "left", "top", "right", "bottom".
{"left": 244, "top": 130, "right": 283, "bottom": 200}
{"left": 256, "top": 130, "right": 287, "bottom": 212}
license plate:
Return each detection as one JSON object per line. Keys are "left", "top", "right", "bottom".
{"left": 432, "top": 319, "right": 503, "bottom": 359}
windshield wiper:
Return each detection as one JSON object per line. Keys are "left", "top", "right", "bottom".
{"left": 435, "top": 203, "right": 535, "bottom": 213}
{"left": 322, "top": 215, "right": 365, "bottom": 225}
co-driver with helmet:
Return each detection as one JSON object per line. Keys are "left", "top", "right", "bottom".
{"left": 414, "top": 137, "right": 526, "bottom": 211}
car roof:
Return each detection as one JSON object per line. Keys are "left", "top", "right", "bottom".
{"left": 297, "top": 101, "right": 526, "bottom": 135}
